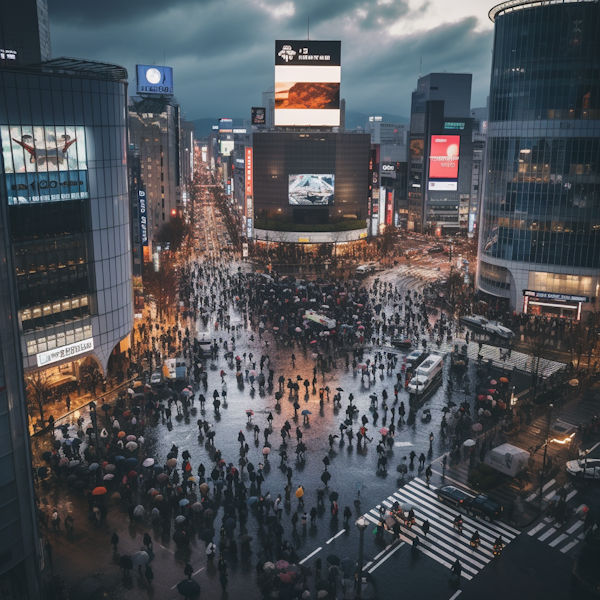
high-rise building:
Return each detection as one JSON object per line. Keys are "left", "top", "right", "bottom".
{"left": 408, "top": 73, "right": 473, "bottom": 233}
{"left": 469, "top": 106, "right": 488, "bottom": 235}
{"left": 0, "top": 0, "right": 51, "bottom": 65}
{"left": 365, "top": 117, "right": 408, "bottom": 145}
{"left": 262, "top": 89, "right": 275, "bottom": 130}
{"left": 478, "top": 0, "right": 600, "bottom": 319}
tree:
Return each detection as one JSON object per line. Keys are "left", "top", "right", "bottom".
{"left": 142, "top": 260, "right": 178, "bottom": 320}
{"left": 26, "top": 371, "right": 50, "bottom": 427}
{"left": 565, "top": 320, "right": 596, "bottom": 373}
{"left": 523, "top": 321, "right": 554, "bottom": 400}
{"left": 154, "top": 216, "right": 191, "bottom": 253}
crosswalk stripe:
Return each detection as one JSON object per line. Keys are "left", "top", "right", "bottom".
{"left": 549, "top": 534, "right": 568, "bottom": 547}
{"left": 566, "top": 521, "right": 584, "bottom": 535}
{"left": 560, "top": 540, "right": 580, "bottom": 554}
{"left": 526, "top": 479, "right": 556, "bottom": 503}
{"left": 566, "top": 489, "right": 578, "bottom": 502}
{"left": 528, "top": 522, "right": 546, "bottom": 536}
{"left": 402, "top": 483, "right": 516, "bottom": 540}
{"left": 538, "top": 527, "right": 558, "bottom": 542}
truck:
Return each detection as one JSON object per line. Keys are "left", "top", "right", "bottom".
{"left": 163, "top": 357, "right": 187, "bottom": 382}
{"left": 407, "top": 354, "right": 444, "bottom": 396}
{"left": 484, "top": 443, "right": 529, "bottom": 477}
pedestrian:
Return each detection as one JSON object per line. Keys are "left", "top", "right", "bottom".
{"left": 343, "top": 506, "right": 352, "bottom": 526}
{"left": 64, "top": 514, "right": 74, "bottom": 534}
{"left": 291, "top": 512, "right": 299, "bottom": 530}
{"left": 51, "top": 509, "right": 60, "bottom": 531}
{"left": 66, "top": 395, "right": 71, "bottom": 411}
{"left": 220, "top": 571, "right": 228, "bottom": 591}
{"left": 184, "top": 563, "right": 193, "bottom": 580}
{"left": 143, "top": 532, "right": 153, "bottom": 551}
{"left": 111, "top": 531, "right": 119, "bottom": 551}
{"left": 206, "top": 541, "right": 216, "bottom": 563}
{"left": 421, "top": 520, "right": 430, "bottom": 537}
{"left": 145, "top": 564, "right": 154, "bottom": 585}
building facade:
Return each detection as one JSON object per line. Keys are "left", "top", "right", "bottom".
{"left": 408, "top": 73, "right": 473, "bottom": 233}
{"left": 0, "top": 58, "right": 133, "bottom": 421}
{"left": 478, "top": 0, "right": 600, "bottom": 318}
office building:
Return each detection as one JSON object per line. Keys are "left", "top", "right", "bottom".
{"left": 469, "top": 106, "right": 488, "bottom": 235}
{"left": 366, "top": 117, "right": 408, "bottom": 145}
{"left": 0, "top": 0, "right": 51, "bottom": 66}
{"left": 408, "top": 73, "right": 473, "bottom": 233}
{"left": 478, "top": 0, "right": 600, "bottom": 319}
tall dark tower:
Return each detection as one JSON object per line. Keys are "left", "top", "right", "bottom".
{"left": 0, "top": 0, "right": 51, "bottom": 65}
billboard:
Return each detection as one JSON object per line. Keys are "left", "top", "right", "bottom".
{"left": 274, "top": 40, "right": 341, "bottom": 127}
{"left": 288, "top": 174, "right": 334, "bottom": 206}
{"left": 428, "top": 181, "right": 457, "bottom": 191}
{"left": 1, "top": 125, "right": 88, "bottom": 204}
{"left": 220, "top": 140, "right": 234, "bottom": 156}
{"left": 251, "top": 107, "right": 266, "bottom": 125}
{"left": 138, "top": 189, "right": 148, "bottom": 246}
{"left": 429, "top": 135, "right": 460, "bottom": 180}
{"left": 136, "top": 65, "right": 174, "bottom": 95}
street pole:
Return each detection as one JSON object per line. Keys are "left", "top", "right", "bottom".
{"left": 355, "top": 516, "right": 368, "bottom": 599}
{"left": 539, "top": 403, "right": 554, "bottom": 508}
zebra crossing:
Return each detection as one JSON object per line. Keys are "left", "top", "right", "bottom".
{"left": 525, "top": 481, "right": 588, "bottom": 556}
{"left": 362, "top": 477, "right": 520, "bottom": 580}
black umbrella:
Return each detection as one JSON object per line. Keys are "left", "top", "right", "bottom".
{"left": 321, "top": 472, "right": 331, "bottom": 485}
{"left": 119, "top": 555, "right": 133, "bottom": 571}
{"left": 176, "top": 578, "right": 201, "bottom": 599}
{"left": 52, "top": 440, "right": 61, "bottom": 449}
{"left": 323, "top": 456, "right": 330, "bottom": 467}
{"left": 101, "top": 404, "right": 111, "bottom": 413}
{"left": 41, "top": 451, "right": 52, "bottom": 462}
{"left": 329, "top": 491, "right": 339, "bottom": 502}
{"left": 336, "top": 387, "right": 343, "bottom": 392}
{"left": 38, "top": 466, "right": 49, "bottom": 479}
{"left": 327, "top": 554, "right": 341, "bottom": 566}
{"left": 200, "top": 528, "right": 214, "bottom": 542}
{"left": 344, "top": 418, "right": 352, "bottom": 426}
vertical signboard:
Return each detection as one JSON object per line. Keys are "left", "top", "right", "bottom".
{"left": 386, "top": 189, "right": 394, "bottom": 226}
{"left": 245, "top": 147, "right": 253, "bottom": 239}
{"left": 138, "top": 189, "right": 148, "bottom": 247}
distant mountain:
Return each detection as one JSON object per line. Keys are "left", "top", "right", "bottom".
{"left": 344, "top": 111, "right": 409, "bottom": 130}
{"left": 191, "top": 111, "right": 409, "bottom": 138}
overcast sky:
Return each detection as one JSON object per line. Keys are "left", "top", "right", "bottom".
{"left": 48, "top": 0, "right": 500, "bottom": 120}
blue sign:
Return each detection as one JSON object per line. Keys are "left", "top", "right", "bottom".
{"left": 136, "top": 65, "right": 174, "bottom": 95}
{"left": 138, "top": 189, "right": 148, "bottom": 246}
{"left": 246, "top": 217, "right": 253, "bottom": 239}
{"left": 6, "top": 170, "right": 88, "bottom": 204}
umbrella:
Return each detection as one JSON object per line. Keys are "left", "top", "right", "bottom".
{"left": 124, "top": 458, "right": 138, "bottom": 467}
{"left": 179, "top": 498, "right": 190, "bottom": 507}
{"left": 111, "top": 492, "right": 121, "bottom": 501}
{"left": 336, "top": 387, "right": 344, "bottom": 392}
{"left": 89, "top": 462, "right": 100, "bottom": 471}
{"left": 133, "top": 505, "right": 145, "bottom": 517}
{"left": 132, "top": 551, "right": 149, "bottom": 566}
{"left": 246, "top": 410, "right": 254, "bottom": 416}
{"left": 66, "top": 474, "right": 77, "bottom": 485}
{"left": 167, "top": 458, "right": 177, "bottom": 468}
{"left": 200, "top": 528, "right": 215, "bottom": 542}
{"left": 302, "top": 410, "right": 312, "bottom": 416}
{"left": 59, "top": 458, "right": 69, "bottom": 467}
{"left": 41, "top": 451, "right": 52, "bottom": 462}
{"left": 118, "top": 431, "right": 126, "bottom": 438}
{"left": 119, "top": 555, "right": 133, "bottom": 571}
{"left": 263, "top": 562, "right": 275, "bottom": 571}
{"left": 175, "top": 515, "right": 186, "bottom": 524}
{"left": 143, "top": 458, "right": 155, "bottom": 468}
{"left": 499, "top": 377, "right": 509, "bottom": 384}
{"left": 275, "top": 560, "right": 290, "bottom": 570}
{"left": 92, "top": 486, "right": 107, "bottom": 496}
{"left": 329, "top": 491, "right": 339, "bottom": 502}
{"left": 327, "top": 555, "right": 341, "bottom": 566}
{"left": 126, "top": 442, "right": 138, "bottom": 451}
{"left": 262, "top": 447, "right": 271, "bottom": 456}
{"left": 463, "top": 439, "right": 476, "bottom": 447}
{"left": 38, "top": 467, "right": 49, "bottom": 479}
{"left": 379, "top": 428, "right": 389, "bottom": 436}
{"left": 176, "top": 579, "right": 201, "bottom": 598}
{"left": 157, "top": 473, "right": 169, "bottom": 483}
{"left": 477, "top": 395, "right": 486, "bottom": 401}
{"left": 397, "top": 464, "right": 408, "bottom": 474}
{"left": 569, "top": 379, "right": 580, "bottom": 387}
{"left": 103, "top": 474, "right": 115, "bottom": 481}
{"left": 191, "top": 502, "right": 203, "bottom": 513}
{"left": 490, "top": 379, "right": 498, "bottom": 385}
{"left": 126, "top": 435, "right": 137, "bottom": 442}
{"left": 471, "top": 423, "right": 483, "bottom": 432}
{"left": 295, "top": 327, "right": 302, "bottom": 333}
{"left": 199, "top": 483, "right": 209, "bottom": 495}
{"left": 102, "top": 403, "right": 112, "bottom": 412}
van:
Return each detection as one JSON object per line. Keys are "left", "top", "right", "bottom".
{"left": 407, "top": 354, "right": 444, "bottom": 395}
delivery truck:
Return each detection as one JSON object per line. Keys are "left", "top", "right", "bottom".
{"left": 484, "top": 443, "right": 529, "bottom": 477}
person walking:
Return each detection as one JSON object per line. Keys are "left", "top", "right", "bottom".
{"left": 51, "top": 509, "right": 60, "bottom": 532}
{"left": 206, "top": 541, "right": 216, "bottom": 563}
{"left": 143, "top": 532, "right": 153, "bottom": 551}
{"left": 145, "top": 564, "right": 154, "bottom": 585}
{"left": 184, "top": 563, "right": 193, "bottom": 580}
{"left": 421, "top": 520, "right": 430, "bottom": 537}
{"left": 64, "top": 515, "right": 74, "bottom": 534}
{"left": 111, "top": 532, "right": 119, "bottom": 551}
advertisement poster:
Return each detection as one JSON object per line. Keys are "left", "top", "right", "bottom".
{"left": 136, "top": 65, "right": 174, "bottom": 95}
{"left": 288, "top": 174, "right": 334, "bottom": 206}
{"left": 138, "top": 189, "right": 148, "bottom": 246}
{"left": 429, "top": 135, "right": 460, "bottom": 179}
{"left": 2, "top": 125, "right": 88, "bottom": 204}
{"left": 251, "top": 107, "right": 266, "bottom": 125}
{"left": 386, "top": 190, "right": 394, "bottom": 226}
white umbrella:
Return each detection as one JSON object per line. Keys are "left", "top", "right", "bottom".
{"left": 126, "top": 442, "right": 138, "bottom": 451}
{"left": 133, "top": 505, "right": 145, "bottom": 517}
{"left": 132, "top": 551, "right": 149, "bottom": 566}
{"left": 463, "top": 439, "right": 476, "bottom": 447}
{"left": 143, "top": 458, "right": 155, "bottom": 468}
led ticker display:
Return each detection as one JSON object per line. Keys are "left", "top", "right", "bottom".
{"left": 429, "top": 135, "right": 460, "bottom": 180}
{"left": 1, "top": 125, "right": 88, "bottom": 204}
{"left": 275, "top": 40, "right": 341, "bottom": 127}
{"left": 136, "top": 65, "right": 174, "bottom": 95}
{"left": 289, "top": 174, "right": 334, "bottom": 206}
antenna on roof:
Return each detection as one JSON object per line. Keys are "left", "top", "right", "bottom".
{"left": 419, "top": 56, "right": 422, "bottom": 78}
{"left": 307, "top": 17, "right": 310, "bottom": 40}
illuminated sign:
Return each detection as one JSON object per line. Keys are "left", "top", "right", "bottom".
{"left": 36, "top": 338, "right": 94, "bottom": 368}
{"left": 136, "top": 65, "right": 173, "bottom": 95}
{"left": 289, "top": 174, "right": 334, "bottom": 206}
{"left": 429, "top": 135, "right": 460, "bottom": 180}
{"left": 0, "top": 49, "right": 17, "bottom": 60}
{"left": 444, "top": 122, "right": 465, "bottom": 130}
{"left": 523, "top": 290, "right": 589, "bottom": 303}
{"left": 274, "top": 40, "right": 341, "bottom": 127}
{"left": 428, "top": 181, "right": 457, "bottom": 191}
{"left": 138, "top": 189, "right": 148, "bottom": 246}
{"left": 381, "top": 164, "right": 396, "bottom": 173}
{"left": 252, "top": 107, "right": 266, "bottom": 125}
{"left": 220, "top": 140, "right": 234, "bottom": 156}
{"left": 1, "top": 125, "right": 88, "bottom": 205}
{"left": 233, "top": 129, "right": 247, "bottom": 134}
{"left": 386, "top": 190, "right": 394, "bottom": 226}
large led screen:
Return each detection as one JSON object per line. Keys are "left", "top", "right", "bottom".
{"left": 275, "top": 40, "right": 341, "bottom": 127}
{"left": 289, "top": 174, "right": 334, "bottom": 206}
{"left": 429, "top": 135, "right": 460, "bottom": 180}
{"left": 1, "top": 125, "right": 88, "bottom": 204}
{"left": 136, "top": 65, "right": 174, "bottom": 95}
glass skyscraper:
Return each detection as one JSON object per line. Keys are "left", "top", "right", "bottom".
{"left": 478, "top": 0, "right": 600, "bottom": 319}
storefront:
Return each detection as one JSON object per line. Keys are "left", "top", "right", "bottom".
{"left": 523, "top": 290, "right": 589, "bottom": 320}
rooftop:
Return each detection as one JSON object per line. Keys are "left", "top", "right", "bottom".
{"left": 489, "top": 0, "right": 597, "bottom": 22}
{"left": 6, "top": 57, "right": 128, "bottom": 82}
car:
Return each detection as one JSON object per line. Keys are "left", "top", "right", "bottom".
{"left": 550, "top": 419, "right": 578, "bottom": 444}
{"left": 466, "top": 494, "right": 503, "bottom": 521}
{"left": 405, "top": 350, "right": 427, "bottom": 370}
{"left": 150, "top": 371, "right": 163, "bottom": 386}
{"left": 437, "top": 485, "right": 470, "bottom": 507}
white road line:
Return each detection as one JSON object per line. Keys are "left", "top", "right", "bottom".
{"left": 560, "top": 540, "right": 580, "bottom": 554}
{"left": 566, "top": 489, "right": 578, "bottom": 502}
{"left": 567, "top": 521, "right": 584, "bottom": 535}
{"left": 549, "top": 534, "right": 568, "bottom": 547}
{"left": 299, "top": 547, "right": 322, "bottom": 565}
{"left": 430, "top": 469, "right": 477, "bottom": 491}
{"left": 538, "top": 527, "right": 558, "bottom": 542}
{"left": 192, "top": 567, "right": 205, "bottom": 576}
{"left": 160, "top": 545, "right": 175, "bottom": 555}
{"left": 528, "top": 522, "right": 547, "bottom": 536}
{"left": 367, "top": 542, "right": 405, "bottom": 573}
{"left": 526, "top": 479, "right": 556, "bottom": 503}
{"left": 326, "top": 529, "right": 345, "bottom": 544}
{"left": 449, "top": 591, "right": 463, "bottom": 600}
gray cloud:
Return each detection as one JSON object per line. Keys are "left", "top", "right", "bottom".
{"left": 48, "top": 0, "right": 493, "bottom": 120}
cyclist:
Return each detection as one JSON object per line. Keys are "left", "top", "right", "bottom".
{"left": 493, "top": 535, "right": 504, "bottom": 557}
{"left": 453, "top": 514, "right": 463, "bottom": 533}
{"left": 470, "top": 530, "right": 481, "bottom": 549}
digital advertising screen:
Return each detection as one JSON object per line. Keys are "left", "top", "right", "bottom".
{"left": 251, "top": 107, "right": 266, "bottom": 125}
{"left": 136, "top": 65, "right": 174, "bottom": 95}
{"left": 288, "top": 174, "right": 334, "bottom": 206}
{"left": 220, "top": 140, "right": 234, "bottom": 156}
{"left": 1, "top": 125, "right": 88, "bottom": 204}
{"left": 275, "top": 40, "right": 341, "bottom": 127}
{"left": 429, "top": 135, "right": 460, "bottom": 180}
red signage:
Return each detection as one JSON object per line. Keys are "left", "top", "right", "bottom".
{"left": 245, "top": 147, "right": 253, "bottom": 198}
{"left": 386, "top": 190, "right": 393, "bottom": 226}
{"left": 429, "top": 135, "right": 460, "bottom": 179}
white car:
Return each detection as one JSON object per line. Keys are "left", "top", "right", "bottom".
{"left": 567, "top": 458, "right": 600, "bottom": 480}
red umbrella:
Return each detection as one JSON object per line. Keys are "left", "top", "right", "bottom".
{"left": 477, "top": 395, "right": 486, "bottom": 401}
{"left": 490, "top": 379, "right": 498, "bottom": 385}
{"left": 92, "top": 486, "right": 107, "bottom": 496}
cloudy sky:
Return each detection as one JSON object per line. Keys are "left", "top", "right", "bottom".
{"left": 48, "top": 0, "right": 500, "bottom": 120}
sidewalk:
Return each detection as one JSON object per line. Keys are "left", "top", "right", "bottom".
{"left": 427, "top": 379, "right": 600, "bottom": 528}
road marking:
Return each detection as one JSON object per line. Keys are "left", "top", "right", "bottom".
{"left": 299, "top": 547, "right": 322, "bottom": 564}
{"left": 449, "top": 591, "right": 463, "bottom": 600}
{"left": 160, "top": 545, "right": 175, "bottom": 555}
{"left": 430, "top": 470, "right": 478, "bottom": 492}
{"left": 561, "top": 540, "right": 580, "bottom": 553}
{"left": 367, "top": 542, "right": 405, "bottom": 573}
{"left": 566, "top": 489, "right": 578, "bottom": 502}
{"left": 526, "top": 479, "right": 556, "bottom": 503}
{"left": 538, "top": 527, "right": 558, "bottom": 542}
{"left": 326, "top": 529, "right": 345, "bottom": 544}
{"left": 193, "top": 567, "right": 205, "bottom": 576}
{"left": 528, "top": 522, "right": 546, "bottom": 536}
{"left": 549, "top": 533, "right": 568, "bottom": 547}
{"left": 567, "top": 521, "right": 584, "bottom": 535}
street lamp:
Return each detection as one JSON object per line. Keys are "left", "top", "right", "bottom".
{"left": 539, "top": 403, "right": 554, "bottom": 507}
{"left": 355, "top": 516, "right": 368, "bottom": 599}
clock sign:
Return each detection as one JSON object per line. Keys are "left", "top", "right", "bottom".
{"left": 136, "top": 65, "right": 174, "bottom": 95}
